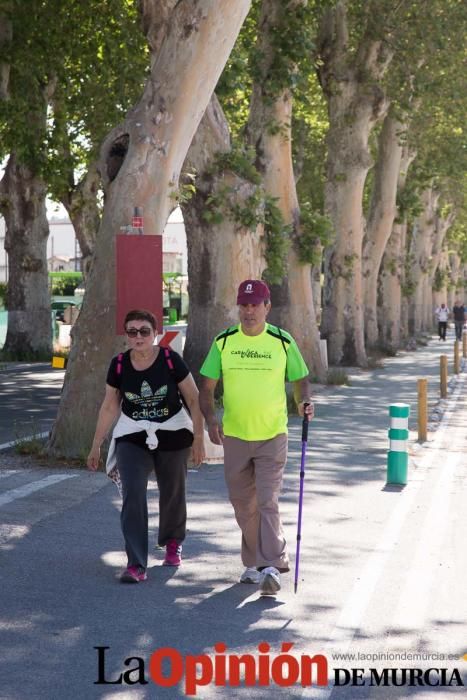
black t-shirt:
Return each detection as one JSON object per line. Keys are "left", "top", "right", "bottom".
{"left": 106, "top": 348, "right": 193, "bottom": 451}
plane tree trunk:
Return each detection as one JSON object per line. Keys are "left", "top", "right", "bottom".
{"left": 362, "top": 113, "right": 404, "bottom": 348}
{"left": 59, "top": 163, "right": 101, "bottom": 279}
{"left": 0, "top": 18, "right": 53, "bottom": 359}
{"left": 447, "top": 252, "right": 461, "bottom": 309}
{"left": 378, "top": 145, "right": 416, "bottom": 349}
{"left": 48, "top": 0, "right": 252, "bottom": 457}
{"left": 317, "top": 0, "right": 392, "bottom": 365}
{"left": 182, "top": 96, "right": 264, "bottom": 380}
{"left": 245, "top": 0, "right": 326, "bottom": 380}
{"left": 429, "top": 210, "right": 455, "bottom": 324}
{"left": 0, "top": 155, "right": 51, "bottom": 358}
{"left": 407, "top": 187, "right": 439, "bottom": 335}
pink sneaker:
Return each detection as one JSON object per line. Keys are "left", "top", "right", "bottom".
{"left": 163, "top": 540, "right": 182, "bottom": 566}
{"left": 120, "top": 565, "right": 147, "bottom": 583}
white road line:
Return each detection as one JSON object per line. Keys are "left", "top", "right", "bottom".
{"left": 0, "top": 473, "right": 78, "bottom": 507}
{"left": 391, "top": 448, "right": 462, "bottom": 632}
{"left": 0, "top": 431, "right": 50, "bottom": 451}
{"left": 301, "top": 371, "right": 466, "bottom": 699}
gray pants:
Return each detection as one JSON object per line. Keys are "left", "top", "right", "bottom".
{"left": 116, "top": 442, "right": 190, "bottom": 569}
{"left": 223, "top": 434, "right": 289, "bottom": 572}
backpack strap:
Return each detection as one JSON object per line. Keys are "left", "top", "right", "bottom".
{"left": 116, "top": 352, "right": 124, "bottom": 376}
{"left": 216, "top": 326, "right": 239, "bottom": 351}
{"left": 276, "top": 326, "right": 288, "bottom": 356}
{"left": 266, "top": 325, "right": 290, "bottom": 355}
{"left": 163, "top": 346, "right": 175, "bottom": 373}
{"left": 163, "top": 346, "right": 190, "bottom": 413}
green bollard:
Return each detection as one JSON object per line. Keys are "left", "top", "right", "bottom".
{"left": 387, "top": 403, "right": 410, "bottom": 485}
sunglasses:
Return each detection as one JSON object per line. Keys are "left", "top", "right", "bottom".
{"left": 126, "top": 327, "right": 153, "bottom": 338}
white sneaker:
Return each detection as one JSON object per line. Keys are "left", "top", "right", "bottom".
{"left": 240, "top": 567, "right": 260, "bottom": 584}
{"left": 259, "top": 566, "right": 281, "bottom": 595}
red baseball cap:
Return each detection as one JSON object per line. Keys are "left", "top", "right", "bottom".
{"left": 237, "top": 279, "right": 271, "bottom": 305}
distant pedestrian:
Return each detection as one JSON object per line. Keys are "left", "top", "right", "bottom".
{"left": 452, "top": 299, "right": 465, "bottom": 342}
{"left": 199, "top": 280, "right": 314, "bottom": 596}
{"left": 435, "top": 303, "right": 449, "bottom": 341}
{"left": 87, "top": 309, "right": 205, "bottom": 583}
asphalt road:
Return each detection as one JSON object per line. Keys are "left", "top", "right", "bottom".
{"left": 0, "top": 338, "right": 466, "bottom": 699}
{"left": 0, "top": 363, "right": 65, "bottom": 447}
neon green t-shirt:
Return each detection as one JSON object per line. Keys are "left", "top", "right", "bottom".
{"left": 200, "top": 323, "right": 309, "bottom": 441}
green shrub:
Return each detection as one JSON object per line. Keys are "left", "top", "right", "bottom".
{"left": 0, "top": 282, "right": 7, "bottom": 309}
{"left": 326, "top": 368, "right": 350, "bottom": 386}
{"left": 49, "top": 272, "right": 83, "bottom": 296}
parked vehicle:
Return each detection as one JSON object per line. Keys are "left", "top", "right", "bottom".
{"left": 51, "top": 300, "right": 80, "bottom": 323}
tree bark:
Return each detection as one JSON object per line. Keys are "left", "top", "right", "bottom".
{"left": 447, "top": 252, "right": 461, "bottom": 308}
{"left": 378, "top": 223, "right": 404, "bottom": 351}
{"left": 48, "top": 0, "right": 252, "bottom": 457}
{"left": 399, "top": 226, "right": 410, "bottom": 342}
{"left": 0, "top": 155, "right": 51, "bottom": 358}
{"left": 379, "top": 144, "right": 416, "bottom": 348}
{"left": 252, "top": 87, "right": 325, "bottom": 380}
{"left": 311, "top": 254, "right": 323, "bottom": 325}
{"left": 362, "top": 113, "right": 404, "bottom": 348}
{"left": 61, "top": 163, "right": 101, "bottom": 278}
{"left": 407, "top": 188, "right": 439, "bottom": 335}
{"left": 245, "top": 0, "right": 326, "bottom": 380}
{"left": 182, "top": 96, "right": 264, "bottom": 380}
{"left": 429, "top": 211, "right": 455, "bottom": 324}
{"left": 0, "top": 9, "right": 52, "bottom": 359}
{"left": 0, "top": 7, "right": 12, "bottom": 99}
{"left": 317, "top": 1, "right": 392, "bottom": 365}
{"left": 432, "top": 249, "right": 449, "bottom": 313}
{"left": 459, "top": 263, "right": 467, "bottom": 301}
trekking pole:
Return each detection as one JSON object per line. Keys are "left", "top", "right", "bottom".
{"left": 294, "top": 404, "right": 309, "bottom": 594}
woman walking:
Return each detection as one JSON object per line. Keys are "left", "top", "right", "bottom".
{"left": 87, "top": 309, "right": 205, "bottom": 583}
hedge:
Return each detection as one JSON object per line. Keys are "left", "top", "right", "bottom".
{"left": 49, "top": 272, "right": 83, "bottom": 296}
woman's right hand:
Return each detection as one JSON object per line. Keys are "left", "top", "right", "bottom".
{"left": 87, "top": 445, "right": 101, "bottom": 471}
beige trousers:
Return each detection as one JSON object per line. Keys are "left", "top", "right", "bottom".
{"left": 223, "top": 434, "right": 289, "bottom": 572}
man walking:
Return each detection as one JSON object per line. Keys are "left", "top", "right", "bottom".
{"left": 199, "top": 280, "right": 314, "bottom": 595}
{"left": 452, "top": 299, "right": 465, "bottom": 342}
{"left": 435, "top": 302, "right": 449, "bottom": 341}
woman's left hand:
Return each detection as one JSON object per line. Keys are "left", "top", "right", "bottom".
{"left": 191, "top": 434, "right": 206, "bottom": 466}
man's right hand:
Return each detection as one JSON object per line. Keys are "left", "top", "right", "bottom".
{"left": 207, "top": 420, "right": 224, "bottom": 445}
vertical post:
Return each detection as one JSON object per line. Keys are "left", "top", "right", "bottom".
{"left": 454, "top": 340, "right": 460, "bottom": 375}
{"left": 132, "top": 206, "right": 144, "bottom": 235}
{"left": 440, "top": 355, "right": 448, "bottom": 398}
{"left": 417, "top": 379, "right": 428, "bottom": 443}
{"left": 463, "top": 330, "right": 467, "bottom": 359}
{"left": 387, "top": 403, "right": 410, "bottom": 485}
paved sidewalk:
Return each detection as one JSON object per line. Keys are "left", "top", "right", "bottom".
{"left": 307, "top": 334, "right": 464, "bottom": 456}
